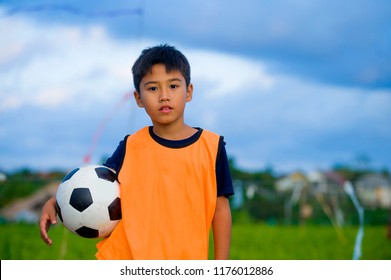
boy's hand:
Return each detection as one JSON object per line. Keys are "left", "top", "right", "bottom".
{"left": 39, "top": 197, "right": 57, "bottom": 246}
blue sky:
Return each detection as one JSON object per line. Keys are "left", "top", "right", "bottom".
{"left": 1, "top": 0, "right": 390, "bottom": 173}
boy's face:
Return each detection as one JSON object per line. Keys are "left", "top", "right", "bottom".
{"left": 134, "top": 63, "right": 193, "bottom": 127}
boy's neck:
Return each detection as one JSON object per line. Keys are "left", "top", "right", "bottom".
{"left": 151, "top": 123, "right": 197, "bottom": 140}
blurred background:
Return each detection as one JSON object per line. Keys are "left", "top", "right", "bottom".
{"left": 0, "top": 0, "right": 390, "bottom": 259}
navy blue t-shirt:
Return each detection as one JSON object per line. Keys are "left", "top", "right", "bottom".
{"left": 104, "top": 127, "right": 234, "bottom": 197}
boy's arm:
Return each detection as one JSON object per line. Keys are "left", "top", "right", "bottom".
{"left": 39, "top": 196, "right": 58, "bottom": 246}
{"left": 212, "top": 196, "right": 232, "bottom": 260}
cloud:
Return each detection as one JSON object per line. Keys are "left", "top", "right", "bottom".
{"left": 184, "top": 50, "right": 391, "bottom": 171}
{"left": 0, "top": 11, "right": 136, "bottom": 111}
{"left": 189, "top": 51, "right": 274, "bottom": 98}
{"left": 124, "top": 0, "right": 390, "bottom": 89}
{"left": 0, "top": 9, "right": 390, "bottom": 173}
{"left": 2, "top": 1, "right": 390, "bottom": 89}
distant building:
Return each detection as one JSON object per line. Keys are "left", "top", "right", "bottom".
{"left": 0, "top": 172, "right": 6, "bottom": 182}
{"left": 355, "top": 174, "right": 391, "bottom": 209}
{"left": 276, "top": 170, "right": 348, "bottom": 226}
{"left": 307, "top": 170, "right": 346, "bottom": 195}
{"left": 275, "top": 172, "right": 311, "bottom": 224}
{"left": 275, "top": 172, "right": 308, "bottom": 195}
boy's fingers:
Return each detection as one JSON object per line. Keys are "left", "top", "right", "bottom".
{"left": 40, "top": 229, "right": 52, "bottom": 246}
{"left": 39, "top": 216, "right": 54, "bottom": 246}
{"left": 45, "top": 237, "right": 53, "bottom": 246}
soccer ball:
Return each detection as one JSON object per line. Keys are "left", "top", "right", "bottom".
{"left": 55, "top": 165, "right": 121, "bottom": 238}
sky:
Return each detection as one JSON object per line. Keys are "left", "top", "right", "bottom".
{"left": 1, "top": 0, "right": 391, "bottom": 174}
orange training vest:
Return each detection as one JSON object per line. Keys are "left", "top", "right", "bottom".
{"left": 95, "top": 126, "right": 220, "bottom": 259}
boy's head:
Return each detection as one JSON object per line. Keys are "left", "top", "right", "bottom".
{"left": 132, "top": 44, "right": 191, "bottom": 93}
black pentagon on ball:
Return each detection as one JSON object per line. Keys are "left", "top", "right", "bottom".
{"left": 69, "top": 188, "right": 93, "bottom": 212}
{"left": 61, "top": 168, "right": 80, "bottom": 183}
{"left": 75, "top": 226, "right": 99, "bottom": 238}
{"left": 108, "top": 197, "right": 122, "bottom": 220}
{"left": 95, "top": 167, "right": 117, "bottom": 182}
{"left": 55, "top": 201, "right": 63, "bottom": 222}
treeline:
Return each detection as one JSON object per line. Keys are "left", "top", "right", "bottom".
{"left": 228, "top": 158, "right": 391, "bottom": 226}
{"left": 0, "top": 168, "right": 64, "bottom": 208}
{"left": 1, "top": 161, "right": 390, "bottom": 225}
{"left": 229, "top": 158, "right": 391, "bottom": 185}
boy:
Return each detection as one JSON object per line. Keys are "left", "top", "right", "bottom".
{"left": 40, "top": 44, "right": 234, "bottom": 260}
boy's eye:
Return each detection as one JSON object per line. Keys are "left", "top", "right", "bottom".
{"left": 148, "top": 86, "right": 158, "bottom": 91}
{"left": 169, "top": 84, "right": 179, "bottom": 89}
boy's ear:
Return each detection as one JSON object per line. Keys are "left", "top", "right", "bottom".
{"left": 134, "top": 90, "right": 144, "bottom": 108}
{"left": 186, "top": 83, "right": 193, "bottom": 102}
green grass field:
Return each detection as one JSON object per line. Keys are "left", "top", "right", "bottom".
{"left": 1, "top": 222, "right": 390, "bottom": 260}
{"left": 229, "top": 223, "right": 390, "bottom": 260}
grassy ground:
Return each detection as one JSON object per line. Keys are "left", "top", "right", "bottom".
{"left": 1, "top": 222, "right": 390, "bottom": 260}
{"left": 228, "top": 223, "right": 390, "bottom": 260}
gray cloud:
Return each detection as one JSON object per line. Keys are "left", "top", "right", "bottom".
{"left": 1, "top": 2, "right": 390, "bottom": 173}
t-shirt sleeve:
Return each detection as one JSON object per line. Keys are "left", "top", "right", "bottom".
{"left": 103, "top": 136, "right": 128, "bottom": 174}
{"left": 216, "top": 137, "right": 234, "bottom": 197}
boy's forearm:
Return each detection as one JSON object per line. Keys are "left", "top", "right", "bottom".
{"left": 212, "top": 197, "right": 232, "bottom": 260}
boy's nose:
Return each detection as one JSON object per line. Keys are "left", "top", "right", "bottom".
{"left": 159, "top": 89, "right": 170, "bottom": 102}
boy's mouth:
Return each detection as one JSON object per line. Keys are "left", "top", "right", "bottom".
{"left": 159, "top": 106, "right": 173, "bottom": 113}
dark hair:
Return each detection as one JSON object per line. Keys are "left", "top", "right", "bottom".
{"left": 132, "top": 44, "right": 191, "bottom": 93}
